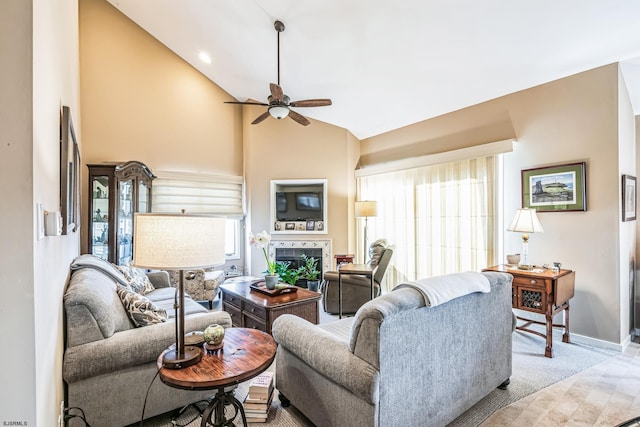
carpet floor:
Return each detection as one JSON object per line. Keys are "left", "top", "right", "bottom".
{"left": 137, "top": 326, "right": 618, "bottom": 427}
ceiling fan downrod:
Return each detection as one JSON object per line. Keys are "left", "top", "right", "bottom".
{"left": 274, "top": 20, "right": 285, "bottom": 86}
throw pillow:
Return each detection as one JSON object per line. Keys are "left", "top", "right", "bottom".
{"left": 116, "top": 263, "right": 155, "bottom": 295}
{"left": 116, "top": 285, "right": 167, "bottom": 327}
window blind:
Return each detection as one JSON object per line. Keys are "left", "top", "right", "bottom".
{"left": 152, "top": 171, "right": 244, "bottom": 218}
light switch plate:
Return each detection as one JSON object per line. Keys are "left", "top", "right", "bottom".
{"left": 36, "top": 203, "right": 44, "bottom": 240}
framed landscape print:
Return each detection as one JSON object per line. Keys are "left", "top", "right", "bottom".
{"left": 521, "top": 162, "right": 586, "bottom": 212}
{"left": 622, "top": 174, "right": 636, "bottom": 221}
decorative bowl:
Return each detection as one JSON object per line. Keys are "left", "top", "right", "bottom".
{"left": 506, "top": 254, "right": 521, "bottom": 265}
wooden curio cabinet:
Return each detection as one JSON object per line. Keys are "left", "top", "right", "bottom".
{"left": 87, "top": 161, "right": 155, "bottom": 265}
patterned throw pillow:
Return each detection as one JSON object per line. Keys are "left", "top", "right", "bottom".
{"left": 116, "top": 264, "right": 155, "bottom": 295}
{"left": 116, "top": 285, "right": 167, "bottom": 327}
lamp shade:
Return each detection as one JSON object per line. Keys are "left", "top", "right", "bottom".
{"left": 133, "top": 213, "right": 226, "bottom": 270}
{"left": 507, "top": 208, "right": 544, "bottom": 234}
{"left": 355, "top": 200, "right": 378, "bottom": 218}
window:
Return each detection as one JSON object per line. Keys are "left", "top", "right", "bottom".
{"left": 225, "top": 219, "right": 241, "bottom": 260}
{"left": 357, "top": 155, "right": 498, "bottom": 291}
{"left": 151, "top": 171, "right": 245, "bottom": 261}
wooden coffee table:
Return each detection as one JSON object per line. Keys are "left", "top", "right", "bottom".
{"left": 157, "top": 328, "right": 277, "bottom": 427}
{"left": 220, "top": 279, "right": 321, "bottom": 334}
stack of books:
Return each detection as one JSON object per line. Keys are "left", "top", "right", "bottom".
{"left": 243, "top": 372, "right": 274, "bottom": 423}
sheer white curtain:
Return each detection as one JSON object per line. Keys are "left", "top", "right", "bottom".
{"left": 357, "top": 155, "right": 497, "bottom": 291}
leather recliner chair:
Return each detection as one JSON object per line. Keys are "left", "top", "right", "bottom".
{"left": 320, "top": 239, "right": 393, "bottom": 314}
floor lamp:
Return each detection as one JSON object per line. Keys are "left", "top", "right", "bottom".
{"left": 133, "top": 213, "right": 226, "bottom": 369}
{"left": 355, "top": 201, "right": 377, "bottom": 263}
{"left": 507, "top": 208, "right": 544, "bottom": 270}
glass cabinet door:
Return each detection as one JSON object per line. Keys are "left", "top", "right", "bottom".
{"left": 117, "top": 179, "right": 134, "bottom": 266}
{"left": 91, "top": 176, "right": 110, "bottom": 260}
{"left": 138, "top": 180, "right": 149, "bottom": 213}
{"left": 86, "top": 161, "right": 154, "bottom": 265}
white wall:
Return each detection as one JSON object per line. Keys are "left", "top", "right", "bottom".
{"left": 0, "top": 1, "right": 36, "bottom": 424}
{"left": 0, "top": 0, "right": 81, "bottom": 424}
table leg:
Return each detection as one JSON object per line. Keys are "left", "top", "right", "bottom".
{"left": 338, "top": 271, "right": 343, "bottom": 319}
{"left": 370, "top": 273, "right": 374, "bottom": 300}
{"left": 201, "top": 386, "right": 247, "bottom": 427}
{"left": 562, "top": 304, "right": 571, "bottom": 343}
{"left": 545, "top": 309, "right": 553, "bottom": 358}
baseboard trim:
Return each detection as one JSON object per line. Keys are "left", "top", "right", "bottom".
{"left": 570, "top": 332, "right": 627, "bottom": 353}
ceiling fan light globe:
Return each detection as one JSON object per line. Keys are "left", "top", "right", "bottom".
{"left": 269, "top": 105, "right": 290, "bottom": 120}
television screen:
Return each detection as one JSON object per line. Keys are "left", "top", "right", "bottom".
{"left": 296, "top": 192, "right": 321, "bottom": 211}
{"left": 276, "top": 192, "right": 287, "bottom": 212}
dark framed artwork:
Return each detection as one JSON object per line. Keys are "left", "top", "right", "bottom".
{"left": 622, "top": 174, "right": 636, "bottom": 221}
{"left": 61, "top": 106, "right": 81, "bottom": 234}
{"left": 521, "top": 162, "right": 586, "bottom": 212}
{"left": 285, "top": 222, "right": 295, "bottom": 230}
{"left": 306, "top": 220, "right": 315, "bottom": 230}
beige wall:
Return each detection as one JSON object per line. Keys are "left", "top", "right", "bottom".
{"left": 78, "top": 0, "right": 359, "bottom": 276}
{"left": 1, "top": 0, "right": 81, "bottom": 423}
{"left": 79, "top": 0, "right": 243, "bottom": 253}
{"left": 364, "top": 64, "right": 632, "bottom": 346}
{"left": 242, "top": 105, "right": 360, "bottom": 274}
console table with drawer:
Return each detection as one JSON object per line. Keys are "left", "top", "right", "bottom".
{"left": 220, "top": 279, "right": 321, "bottom": 334}
{"left": 483, "top": 265, "right": 576, "bottom": 358}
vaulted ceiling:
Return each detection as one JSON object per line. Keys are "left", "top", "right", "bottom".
{"left": 107, "top": 0, "right": 640, "bottom": 140}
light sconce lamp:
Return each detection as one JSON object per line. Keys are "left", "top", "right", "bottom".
{"left": 507, "top": 208, "right": 543, "bottom": 270}
{"left": 355, "top": 200, "right": 378, "bottom": 263}
{"left": 133, "top": 213, "right": 226, "bottom": 369}
{"left": 269, "top": 105, "right": 290, "bottom": 120}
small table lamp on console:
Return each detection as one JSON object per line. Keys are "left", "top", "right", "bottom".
{"left": 133, "top": 213, "right": 226, "bottom": 369}
{"left": 507, "top": 208, "right": 543, "bottom": 270}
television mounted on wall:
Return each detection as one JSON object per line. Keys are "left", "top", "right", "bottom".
{"left": 295, "top": 192, "right": 321, "bottom": 211}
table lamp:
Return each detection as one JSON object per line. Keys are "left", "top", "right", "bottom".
{"left": 507, "top": 208, "right": 543, "bottom": 270}
{"left": 355, "top": 200, "right": 377, "bottom": 263}
{"left": 133, "top": 213, "right": 226, "bottom": 369}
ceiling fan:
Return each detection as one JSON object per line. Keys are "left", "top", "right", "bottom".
{"left": 225, "top": 20, "right": 332, "bottom": 126}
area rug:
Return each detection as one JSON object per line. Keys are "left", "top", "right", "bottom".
{"left": 137, "top": 327, "right": 617, "bottom": 427}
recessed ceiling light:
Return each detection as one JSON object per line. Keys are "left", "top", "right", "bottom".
{"left": 199, "top": 51, "right": 212, "bottom": 64}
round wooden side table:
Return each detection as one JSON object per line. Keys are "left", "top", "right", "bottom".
{"left": 157, "top": 327, "right": 277, "bottom": 427}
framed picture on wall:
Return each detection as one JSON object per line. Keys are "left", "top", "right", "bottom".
{"left": 521, "top": 162, "right": 586, "bottom": 212}
{"left": 60, "top": 106, "right": 81, "bottom": 234}
{"left": 622, "top": 174, "right": 636, "bottom": 221}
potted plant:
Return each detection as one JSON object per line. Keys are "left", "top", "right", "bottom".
{"left": 249, "top": 230, "right": 278, "bottom": 289}
{"left": 299, "top": 254, "right": 321, "bottom": 292}
{"left": 274, "top": 261, "right": 302, "bottom": 286}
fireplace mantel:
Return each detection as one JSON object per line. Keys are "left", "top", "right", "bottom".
{"left": 269, "top": 239, "right": 332, "bottom": 275}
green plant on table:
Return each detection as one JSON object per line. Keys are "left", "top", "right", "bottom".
{"left": 271, "top": 261, "right": 301, "bottom": 286}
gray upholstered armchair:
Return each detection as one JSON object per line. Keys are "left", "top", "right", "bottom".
{"left": 168, "top": 268, "right": 225, "bottom": 309}
{"left": 320, "top": 239, "right": 393, "bottom": 314}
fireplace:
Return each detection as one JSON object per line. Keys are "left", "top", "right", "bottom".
{"left": 269, "top": 240, "right": 332, "bottom": 286}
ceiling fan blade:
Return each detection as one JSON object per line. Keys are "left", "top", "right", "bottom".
{"left": 224, "top": 101, "right": 269, "bottom": 106}
{"left": 289, "top": 99, "right": 332, "bottom": 108}
{"left": 270, "top": 83, "right": 284, "bottom": 102}
{"left": 288, "top": 110, "right": 310, "bottom": 126}
{"left": 251, "top": 111, "right": 271, "bottom": 125}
